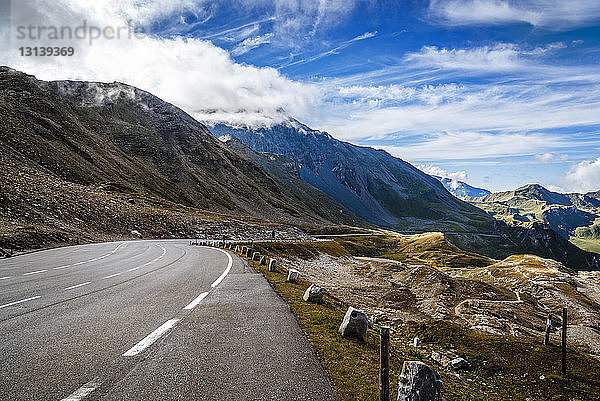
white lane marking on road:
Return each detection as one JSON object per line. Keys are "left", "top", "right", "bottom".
{"left": 52, "top": 242, "right": 126, "bottom": 270}
{"left": 0, "top": 276, "right": 11, "bottom": 280}
{"left": 126, "top": 244, "right": 168, "bottom": 272}
{"left": 0, "top": 296, "right": 41, "bottom": 309}
{"left": 23, "top": 269, "right": 48, "bottom": 276}
{"left": 184, "top": 292, "right": 209, "bottom": 310}
{"left": 211, "top": 249, "right": 233, "bottom": 288}
{"left": 122, "top": 318, "right": 180, "bottom": 357}
{"left": 59, "top": 380, "right": 101, "bottom": 401}
{"left": 103, "top": 273, "right": 121, "bottom": 279}
{"left": 64, "top": 282, "right": 91, "bottom": 291}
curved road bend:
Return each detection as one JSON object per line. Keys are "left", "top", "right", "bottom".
{"left": 0, "top": 240, "right": 337, "bottom": 401}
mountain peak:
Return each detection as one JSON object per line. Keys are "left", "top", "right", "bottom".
{"left": 516, "top": 183, "right": 548, "bottom": 192}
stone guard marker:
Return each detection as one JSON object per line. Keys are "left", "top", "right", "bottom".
{"left": 252, "top": 252, "right": 260, "bottom": 261}
{"left": 287, "top": 269, "right": 300, "bottom": 282}
{"left": 397, "top": 361, "right": 444, "bottom": 401}
{"left": 303, "top": 284, "right": 325, "bottom": 304}
{"left": 259, "top": 255, "right": 267, "bottom": 265}
{"left": 268, "top": 259, "right": 277, "bottom": 272}
{"left": 338, "top": 307, "right": 368, "bottom": 341}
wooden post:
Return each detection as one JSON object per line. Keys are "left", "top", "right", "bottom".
{"left": 380, "top": 326, "right": 390, "bottom": 401}
{"left": 561, "top": 307, "right": 567, "bottom": 376}
{"left": 544, "top": 313, "right": 551, "bottom": 346}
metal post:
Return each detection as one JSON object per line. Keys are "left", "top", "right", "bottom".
{"left": 544, "top": 313, "right": 551, "bottom": 346}
{"left": 250, "top": 240, "right": 254, "bottom": 256}
{"left": 561, "top": 307, "right": 567, "bottom": 375}
{"left": 380, "top": 326, "right": 390, "bottom": 401}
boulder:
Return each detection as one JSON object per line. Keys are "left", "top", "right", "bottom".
{"left": 303, "top": 284, "right": 325, "bottom": 304}
{"left": 252, "top": 252, "right": 260, "bottom": 261}
{"left": 431, "top": 351, "right": 451, "bottom": 368}
{"left": 450, "top": 357, "right": 469, "bottom": 371}
{"left": 268, "top": 259, "right": 277, "bottom": 272}
{"left": 338, "top": 307, "right": 368, "bottom": 341}
{"left": 260, "top": 255, "right": 267, "bottom": 265}
{"left": 287, "top": 269, "right": 299, "bottom": 282}
{"left": 397, "top": 361, "right": 444, "bottom": 401}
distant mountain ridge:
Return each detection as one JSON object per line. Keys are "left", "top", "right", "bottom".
{"left": 209, "top": 120, "right": 494, "bottom": 233}
{"left": 467, "top": 184, "right": 600, "bottom": 254}
{"left": 209, "top": 121, "right": 600, "bottom": 270}
{"left": 432, "top": 176, "right": 491, "bottom": 198}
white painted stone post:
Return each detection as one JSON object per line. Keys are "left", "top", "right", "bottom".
{"left": 287, "top": 269, "right": 299, "bottom": 282}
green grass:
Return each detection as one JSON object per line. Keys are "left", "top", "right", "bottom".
{"left": 570, "top": 237, "right": 600, "bottom": 254}
{"left": 332, "top": 233, "right": 495, "bottom": 268}
{"left": 231, "top": 242, "right": 600, "bottom": 401}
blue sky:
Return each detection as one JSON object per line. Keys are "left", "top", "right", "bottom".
{"left": 2, "top": 0, "right": 600, "bottom": 193}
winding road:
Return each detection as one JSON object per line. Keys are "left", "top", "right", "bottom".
{"left": 0, "top": 240, "right": 337, "bottom": 401}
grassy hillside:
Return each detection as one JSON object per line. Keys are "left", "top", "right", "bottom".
{"left": 467, "top": 184, "right": 600, "bottom": 254}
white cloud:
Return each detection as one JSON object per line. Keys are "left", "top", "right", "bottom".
{"left": 545, "top": 184, "right": 566, "bottom": 193}
{"left": 271, "top": 0, "right": 360, "bottom": 45}
{"left": 351, "top": 31, "right": 377, "bottom": 41}
{"left": 535, "top": 152, "right": 568, "bottom": 163}
{"left": 428, "top": 0, "right": 600, "bottom": 30}
{"left": 314, "top": 44, "right": 600, "bottom": 154}
{"left": 231, "top": 33, "right": 273, "bottom": 56}
{"left": 563, "top": 157, "right": 600, "bottom": 193}
{"left": 337, "top": 84, "right": 416, "bottom": 102}
{"left": 281, "top": 30, "right": 378, "bottom": 68}
{"left": 403, "top": 42, "right": 571, "bottom": 74}
{"left": 416, "top": 164, "right": 468, "bottom": 189}
{"left": 378, "top": 131, "right": 565, "bottom": 161}
{"left": 318, "top": 82, "right": 600, "bottom": 142}
{"left": 3, "top": 0, "right": 320, "bottom": 127}
{"left": 405, "top": 44, "right": 522, "bottom": 71}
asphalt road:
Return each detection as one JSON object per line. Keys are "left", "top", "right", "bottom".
{"left": 0, "top": 240, "right": 337, "bottom": 401}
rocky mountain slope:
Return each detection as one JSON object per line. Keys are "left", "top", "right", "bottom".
{"left": 467, "top": 184, "right": 600, "bottom": 253}
{"left": 433, "top": 176, "right": 491, "bottom": 198}
{"left": 217, "top": 134, "right": 366, "bottom": 228}
{"left": 209, "top": 120, "right": 494, "bottom": 233}
{"left": 0, "top": 67, "right": 363, "bottom": 234}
